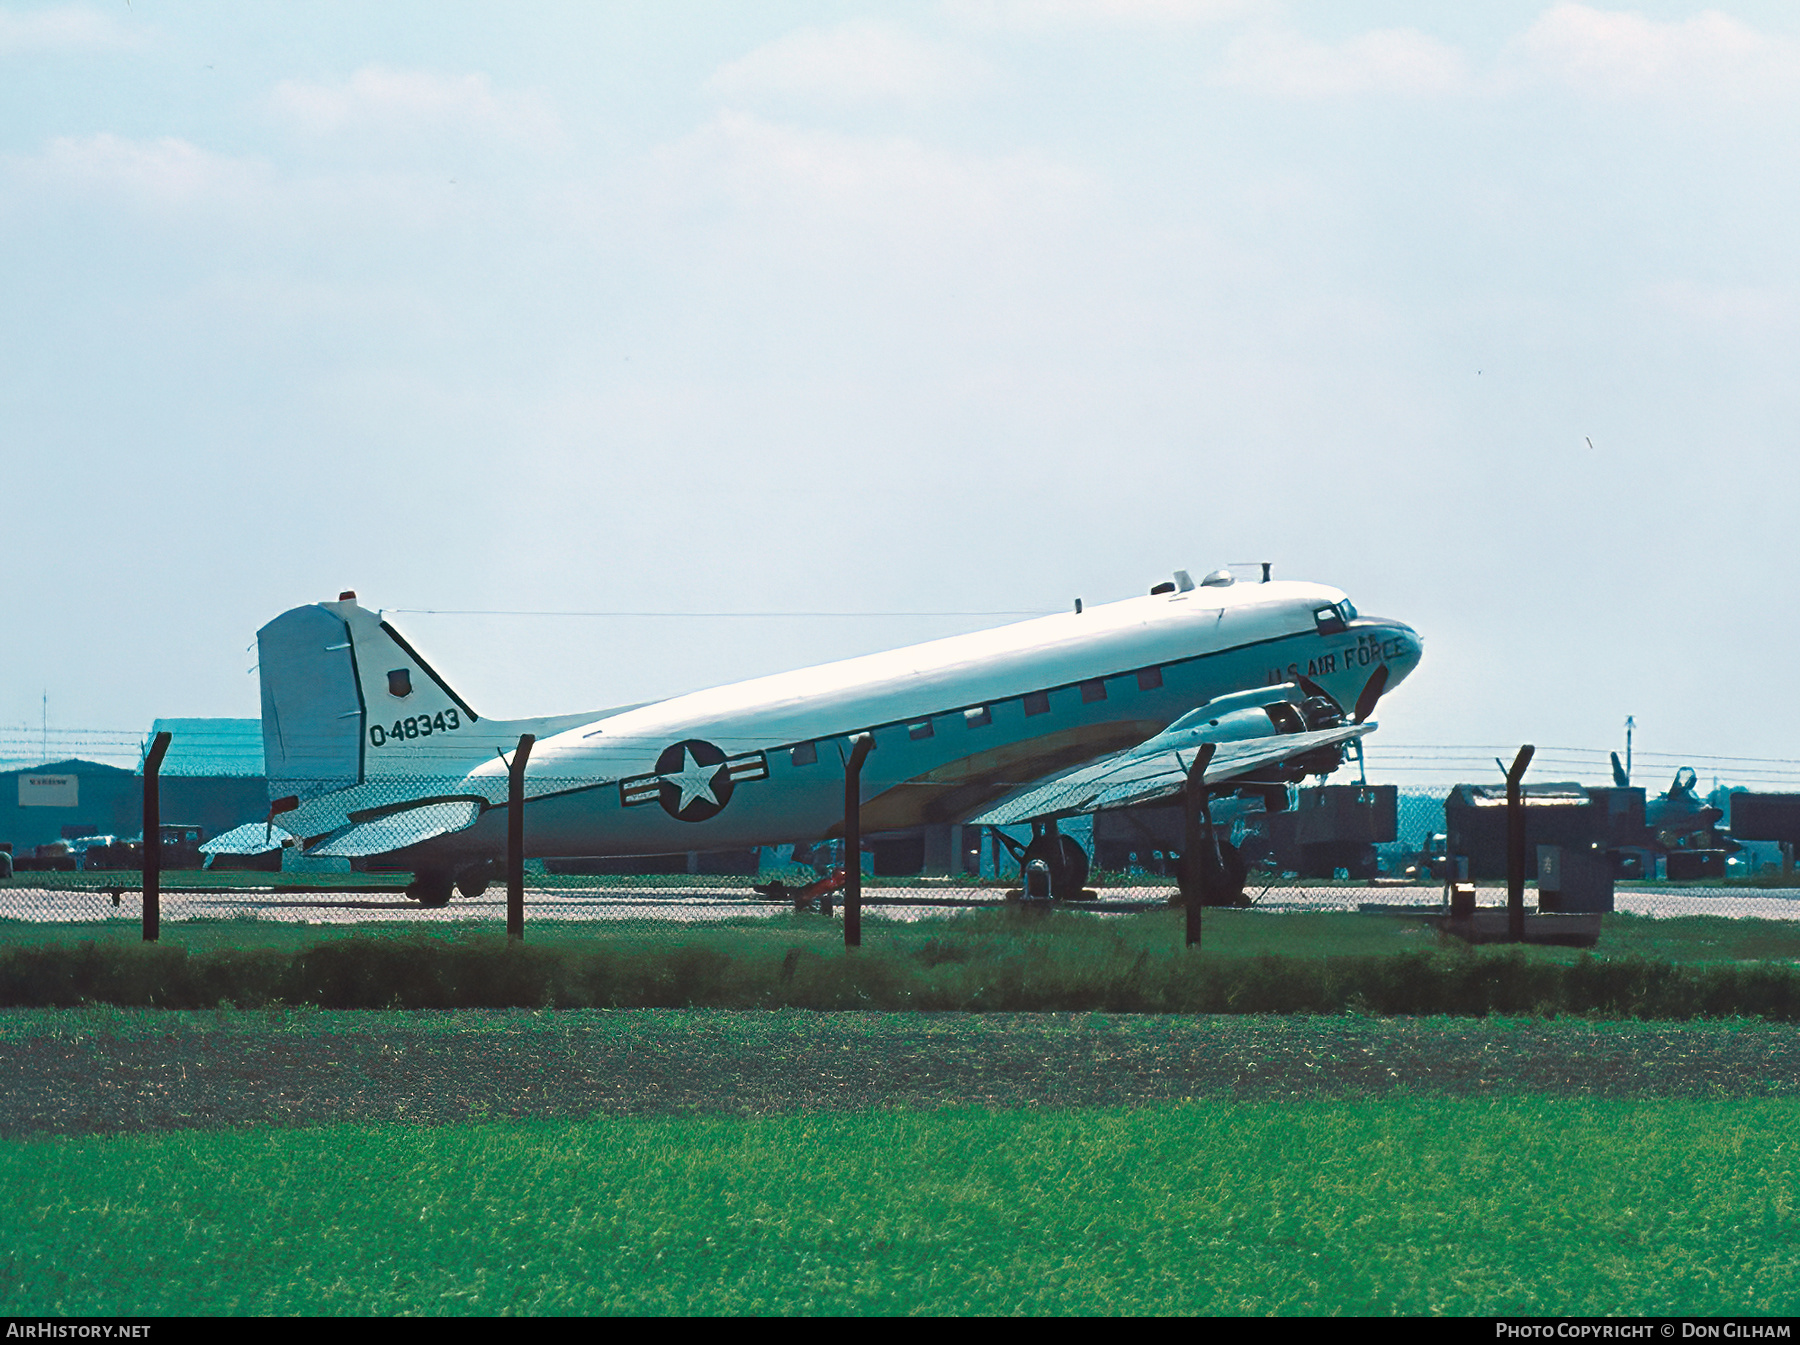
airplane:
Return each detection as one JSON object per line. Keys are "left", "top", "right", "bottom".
{"left": 204, "top": 567, "right": 1423, "bottom": 906}
{"left": 1611, "top": 720, "right": 1738, "bottom": 870}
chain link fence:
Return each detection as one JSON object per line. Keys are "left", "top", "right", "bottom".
{"left": 4, "top": 767, "right": 1799, "bottom": 944}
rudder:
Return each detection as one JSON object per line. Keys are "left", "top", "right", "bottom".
{"left": 257, "top": 594, "right": 486, "bottom": 792}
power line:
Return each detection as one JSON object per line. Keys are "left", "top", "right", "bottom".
{"left": 385, "top": 608, "right": 1056, "bottom": 619}
{"left": 1375, "top": 744, "right": 1800, "bottom": 770}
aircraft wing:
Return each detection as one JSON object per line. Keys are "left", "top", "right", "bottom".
{"left": 198, "top": 796, "right": 492, "bottom": 859}
{"left": 306, "top": 800, "right": 486, "bottom": 858}
{"left": 968, "top": 721, "right": 1374, "bottom": 828}
{"left": 199, "top": 821, "right": 296, "bottom": 856}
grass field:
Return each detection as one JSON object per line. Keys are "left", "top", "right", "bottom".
{"left": 7, "top": 1008, "right": 1796, "bottom": 1314}
{"left": 4, "top": 1098, "right": 1795, "bottom": 1315}
{"left": 6, "top": 910, "right": 1800, "bottom": 1017}
{"left": 5, "top": 1008, "right": 1799, "bottom": 1135}
{"left": 7, "top": 899, "right": 1796, "bottom": 1312}
{"left": 6, "top": 908, "right": 1800, "bottom": 963}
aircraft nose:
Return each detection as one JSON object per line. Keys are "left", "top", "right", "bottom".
{"left": 1370, "top": 618, "right": 1423, "bottom": 686}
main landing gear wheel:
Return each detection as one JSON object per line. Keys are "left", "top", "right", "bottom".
{"left": 1020, "top": 834, "right": 1091, "bottom": 900}
{"left": 1211, "top": 839, "right": 1249, "bottom": 907}
{"left": 1175, "top": 839, "right": 1250, "bottom": 908}
{"left": 407, "top": 870, "right": 454, "bottom": 908}
{"left": 455, "top": 860, "right": 498, "bottom": 899}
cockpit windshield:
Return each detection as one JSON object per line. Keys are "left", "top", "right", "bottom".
{"left": 1313, "top": 600, "right": 1357, "bottom": 635}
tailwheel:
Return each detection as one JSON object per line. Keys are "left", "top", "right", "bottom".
{"left": 407, "top": 869, "right": 455, "bottom": 908}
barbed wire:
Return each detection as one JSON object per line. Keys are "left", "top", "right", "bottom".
{"left": 387, "top": 608, "right": 1059, "bottom": 619}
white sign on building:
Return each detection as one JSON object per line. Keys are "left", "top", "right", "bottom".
{"left": 18, "top": 774, "right": 78, "bottom": 808}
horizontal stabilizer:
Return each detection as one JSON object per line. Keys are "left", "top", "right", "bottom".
{"left": 305, "top": 800, "right": 482, "bottom": 858}
{"left": 198, "top": 822, "right": 296, "bottom": 856}
{"left": 257, "top": 595, "right": 650, "bottom": 810}
{"left": 970, "top": 722, "right": 1373, "bottom": 827}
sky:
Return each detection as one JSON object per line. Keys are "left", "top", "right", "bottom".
{"left": 3, "top": 1, "right": 1797, "bottom": 784}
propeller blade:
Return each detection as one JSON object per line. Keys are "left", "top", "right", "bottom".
{"left": 1294, "top": 673, "right": 1339, "bottom": 710}
{"left": 1351, "top": 665, "right": 1389, "bottom": 724}
{"left": 1610, "top": 752, "right": 1629, "bottom": 788}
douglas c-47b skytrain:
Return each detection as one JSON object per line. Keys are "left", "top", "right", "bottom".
{"left": 204, "top": 567, "right": 1422, "bottom": 905}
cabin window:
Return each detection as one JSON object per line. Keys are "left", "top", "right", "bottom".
{"left": 1023, "top": 691, "right": 1051, "bottom": 717}
{"left": 1313, "top": 606, "right": 1346, "bottom": 636}
{"left": 964, "top": 706, "right": 991, "bottom": 728}
{"left": 1137, "top": 667, "right": 1163, "bottom": 691}
{"left": 790, "top": 741, "right": 818, "bottom": 767}
{"left": 908, "top": 719, "right": 934, "bottom": 741}
{"left": 1080, "top": 679, "right": 1107, "bottom": 704}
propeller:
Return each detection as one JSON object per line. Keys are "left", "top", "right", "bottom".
{"left": 1351, "top": 664, "right": 1388, "bottom": 724}
{"left": 1294, "top": 673, "right": 1334, "bottom": 706}
{"left": 1291, "top": 674, "right": 1345, "bottom": 730}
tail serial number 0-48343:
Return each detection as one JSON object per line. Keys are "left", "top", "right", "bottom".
{"left": 369, "top": 709, "right": 462, "bottom": 748}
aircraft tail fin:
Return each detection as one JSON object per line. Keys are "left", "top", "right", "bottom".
{"left": 258, "top": 593, "right": 485, "bottom": 795}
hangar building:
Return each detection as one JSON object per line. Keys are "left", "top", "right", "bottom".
{"left": 0, "top": 719, "right": 267, "bottom": 860}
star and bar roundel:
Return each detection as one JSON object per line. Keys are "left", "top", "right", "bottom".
{"left": 619, "top": 740, "right": 770, "bottom": 823}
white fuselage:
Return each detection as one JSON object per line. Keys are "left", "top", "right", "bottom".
{"left": 427, "top": 579, "right": 1422, "bottom": 862}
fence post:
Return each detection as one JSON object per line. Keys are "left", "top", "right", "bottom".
{"left": 843, "top": 733, "right": 874, "bottom": 949}
{"left": 1182, "top": 743, "right": 1217, "bottom": 949}
{"left": 1506, "top": 745, "right": 1535, "bottom": 942}
{"left": 507, "top": 733, "right": 535, "bottom": 941}
{"left": 142, "top": 730, "right": 171, "bottom": 943}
